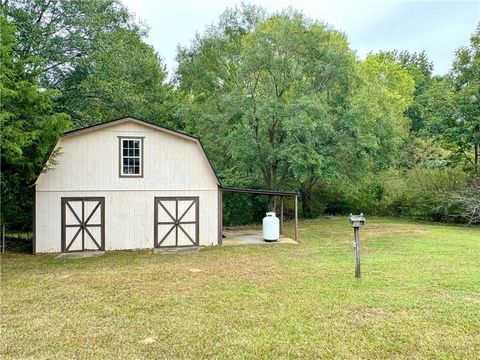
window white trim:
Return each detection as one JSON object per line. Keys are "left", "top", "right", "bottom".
{"left": 119, "top": 137, "right": 144, "bottom": 178}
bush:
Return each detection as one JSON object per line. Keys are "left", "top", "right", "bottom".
{"left": 381, "top": 167, "right": 469, "bottom": 222}
{"left": 305, "top": 167, "right": 470, "bottom": 222}
{"left": 448, "top": 179, "right": 480, "bottom": 224}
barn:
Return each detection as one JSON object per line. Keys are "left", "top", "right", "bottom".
{"left": 33, "top": 116, "right": 298, "bottom": 253}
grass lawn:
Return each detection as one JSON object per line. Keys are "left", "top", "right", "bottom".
{"left": 1, "top": 217, "right": 479, "bottom": 359}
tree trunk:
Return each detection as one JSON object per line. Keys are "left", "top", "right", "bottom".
{"left": 474, "top": 142, "right": 478, "bottom": 167}
{"left": 263, "top": 165, "right": 278, "bottom": 212}
{"left": 267, "top": 196, "right": 276, "bottom": 212}
{"left": 300, "top": 189, "right": 310, "bottom": 218}
{"left": 474, "top": 123, "right": 479, "bottom": 175}
{"left": 299, "top": 178, "right": 319, "bottom": 219}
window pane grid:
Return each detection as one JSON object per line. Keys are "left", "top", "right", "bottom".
{"left": 121, "top": 138, "right": 142, "bottom": 176}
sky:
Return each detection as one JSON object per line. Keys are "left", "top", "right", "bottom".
{"left": 121, "top": 0, "right": 480, "bottom": 76}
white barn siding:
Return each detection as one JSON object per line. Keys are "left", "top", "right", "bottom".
{"left": 35, "top": 190, "right": 218, "bottom": 252}
{"left": 35, "top": 119, "right": 219, "bottom": 253}
{"left": 37, "top": 121, "right": 216, "bottom": 191}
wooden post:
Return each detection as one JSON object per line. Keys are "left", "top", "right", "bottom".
{"left": 294, "top": 195, "right": 299, "bottom": 242}
{"left": 280, "top": 196, "right": 284, "bottom": 234}
{"left": 354, "top": 226, "right": 361, "bottom": 278}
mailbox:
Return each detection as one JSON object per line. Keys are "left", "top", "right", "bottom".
{"left": 349, "top": 213, "right": 365, "bottom": 228}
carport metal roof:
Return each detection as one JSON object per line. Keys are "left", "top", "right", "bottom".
{"left": 220, "top": 187, "right": 299, "bottom": 196}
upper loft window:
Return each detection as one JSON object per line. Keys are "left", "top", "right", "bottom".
{"left": 119, "top": 137, "right": 144, "bottom": 177}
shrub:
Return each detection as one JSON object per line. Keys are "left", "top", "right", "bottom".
{"left": 448, "top": 179, "right": 480, "bottom": 224}
{"left": 381, "top": 167, "right": 469, "bottom": 222}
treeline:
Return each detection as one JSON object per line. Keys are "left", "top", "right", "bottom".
{"left": 1, "top": 1, "right": 479, "bottom": 227}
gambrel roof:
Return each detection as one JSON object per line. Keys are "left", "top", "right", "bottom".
{"left": 37, "top": 116, "right": 220, "bottom": 185}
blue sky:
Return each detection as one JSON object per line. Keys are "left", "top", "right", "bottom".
{"left": 122, "top": 0, "right": 479, "bottom": 76}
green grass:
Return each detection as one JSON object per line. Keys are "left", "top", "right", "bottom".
{"left": 1, "top": 217, "right": 479, "bottom": 359}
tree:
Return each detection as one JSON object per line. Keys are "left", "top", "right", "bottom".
{"left": 382, "top": 50, "right": 434, "bottom": 132}
{"left": 452, "top": 24, "right": 480, "bottom": 171}
{"left": 7, "top": 0, "right": 176, "bottom": 129}
{"left": 57, "top": 28, "right": 175, "bottom": 128}
{"left": 0, "top": 15, "right": 70, "bottom": 225}
{"left": 177, "top": 5, "right": 357, "bottom": 213}
{"left": 6, "top": 0, "right": 140, "bottom": 86}
{"left": 422, "top": 25, "right": 480, "bottom": 174}
{"left": 347, "top": 53, "right": 415, "bottom": 172}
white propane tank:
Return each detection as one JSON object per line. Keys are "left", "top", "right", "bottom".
{"left": 263, "top": 212, "right": 280, "bottom": 242}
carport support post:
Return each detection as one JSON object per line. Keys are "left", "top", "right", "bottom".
{"left": 280, "top": 196, "right": 284, "bottom": 234}
{"left": 294, "top": 195, "right": 298, "bottom": 242}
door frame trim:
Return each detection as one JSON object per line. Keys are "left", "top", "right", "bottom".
{"left": 154, "top": 196, "right": 199, "bottom": 248}
{"left": 61, "top": 197, "right": 105, "bottom": 252}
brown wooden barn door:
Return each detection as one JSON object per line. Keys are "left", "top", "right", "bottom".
{"left": 154, "top": 197, "right": 199, "bottom": 247}
{"left": 61, "top": 197, "right": 105, "bottom": 252}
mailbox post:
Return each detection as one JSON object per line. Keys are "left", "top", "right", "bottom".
{"left": 349, "top": 213, "right": 365, "bottom": 278}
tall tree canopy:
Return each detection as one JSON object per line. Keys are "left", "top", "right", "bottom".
{"left": 382, "top": 50, "right": 434, "bottom": 132}
{"left": 421, "top": 24, "right": 480, "bottom": 173}
{"left": 177, "top": 6, "right": 357, "bottom": 194}
{"left": 6, "top": 0, "right": 139, "bottom": 85}
{"left": 6, "top": 0, "right": 175, "bottom": 128}
{"left": 57, "top": 28, "right": 174, "bottom": 127}
{"left": 451, "top": 24, "right": 480, "bottom": 171}
{"left": 0, "top": 15, "right": 70, "bottom": 224}
{"left": 349, "top": 53, "right": 415, "bottom": 171}
{"left": 177, "top": 5, "right": 414, "bottom": 216}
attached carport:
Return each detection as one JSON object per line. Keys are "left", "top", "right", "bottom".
{"left": 218, "top": 187, "right": 299, "bottom": 245}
